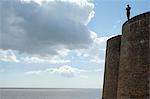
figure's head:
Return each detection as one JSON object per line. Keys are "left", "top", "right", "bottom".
{"left": 127, "top": 4, "right": 130, "bottom": 7}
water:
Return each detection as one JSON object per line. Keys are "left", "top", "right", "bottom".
{"left": 0, "top": 88, "right": 102, "bottom": 99}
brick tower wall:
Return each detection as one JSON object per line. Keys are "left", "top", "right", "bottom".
{"left": 102, "top": 35, "right": 121, "bottom": 99}
{"left": 117, "top": 12, "right": 150, "bottom": 99}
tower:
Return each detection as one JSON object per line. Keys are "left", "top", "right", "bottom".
{"left": 102, "top": 12, "right": 150, "bottom": 99}
{"left": 117, "top": 12, "right": 150, "bottom": 99}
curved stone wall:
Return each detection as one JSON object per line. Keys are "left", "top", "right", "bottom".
{"left": 102, "top": 35, "right": 121, "bottom": 99}
{"left": 117, "top": 12, "right": 150, "bottom": 99}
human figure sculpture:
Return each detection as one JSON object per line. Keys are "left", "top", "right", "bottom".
{"left": 126, "top": 5, "right": 131, "bottom": 20}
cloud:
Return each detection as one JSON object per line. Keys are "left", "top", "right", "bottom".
{"left": 24, "top": 70, "right": 42, "bottom": 75}
{"left": 0, "top": 48, "right": 70, "bottom": 64}
{"left": 0, "top": 0, "right": 95, "bottom": 57}
{"left": 75, "top": 32, "right": 111, "bottom": 64}
{"left": 20, "top": 48, "right": 71, "bottom": 64}
{"left": 25, "top": 65, "right": 87, "bottom": 78}
{"left": 46, "top": 65, "right": 87, "bottom": 77}
{"left": 0, "top": 49, "right": 19, "bottom": 62}
{"left": 21, "top": 56, "right": 70, "bottom": 64}
{"left": 0, "top": 0, "right": 113, "bottom": 64}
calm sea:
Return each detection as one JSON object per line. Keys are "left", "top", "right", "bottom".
{"left": 0, "top": 88, "right": 102, "bottom": 99}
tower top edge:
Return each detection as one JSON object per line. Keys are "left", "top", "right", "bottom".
{"left": 123, "top": 11, "right": 150, "bottom": 27}
{"left": 107, "top": 35, "right": 122, "bottom": 42}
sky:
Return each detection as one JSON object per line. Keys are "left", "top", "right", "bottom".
{"left": 0, "top": 0, "right": 149, "bottom": 88}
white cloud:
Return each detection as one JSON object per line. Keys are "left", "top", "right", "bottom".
{"left": 24, "top": 70, "right": 42, "bottom": 75}
{"left": 0, "top": 48, "right": 70, "bottom": 64}
{"left": 0, "top": 0, "right": 101, "bottom": 64}
{"left": 25, "top": 65, "right": 87, "bottom": 78}
{"left": 75, "top": 32, "right": 111, "bottom": 64}
{"left": 20, "top": 48, "right": 71, "bottom": 64}
{"left": 22, "top": 0, "right": 94, "bottom": 7}
{"left": 46, "top": 65, "right": 87, "bottom": 78}
{"left": 0, "top": 0, "right": 114, "bottom": 65}
{"left": 0, "top": 49, "right": 19, "bottom": 62}
{"left": 21, "top": 56, "right": 70, "bottom": 64}
{"left": 0, "top": 0, "right": 95, "bottom": 57}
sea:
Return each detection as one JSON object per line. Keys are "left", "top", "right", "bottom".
{"left": 0, "top": 88, "right": 102, "bottom": 99}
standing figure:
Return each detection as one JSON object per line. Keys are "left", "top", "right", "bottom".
{"left": 126, "top": 5, "right": 131, "bottom": 20}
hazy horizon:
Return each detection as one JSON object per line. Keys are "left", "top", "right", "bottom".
{"left": 0, "top": 88, "right": 102, "bottom": 99}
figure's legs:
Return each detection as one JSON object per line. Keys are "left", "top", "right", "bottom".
{"left": 127, "top": 15, "right": 129, "bottom": 20}
{"left": 127, "top": 13, "right": 130, "bottom": 20}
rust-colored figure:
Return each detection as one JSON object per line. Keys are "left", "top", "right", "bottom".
{"left": 126, "top": 5, "right": 131, "bottom": 20}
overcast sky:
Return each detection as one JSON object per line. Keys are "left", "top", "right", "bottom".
{"left": 0, "top": 0, "right": 149, "bottom": 88}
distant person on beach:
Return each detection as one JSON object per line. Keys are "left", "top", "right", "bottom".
{"left": 126, "top": 5, "right": 131, "bottom": 20}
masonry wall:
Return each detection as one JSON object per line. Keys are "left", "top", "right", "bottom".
{"left": 117, "top": 12, "right": 150, "bottom": 99}
{"left": 102, "top": 12, "right": 150, "bottom": 99}
{"left": 102, "top": 35, "right": 121, "bottom": 99}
